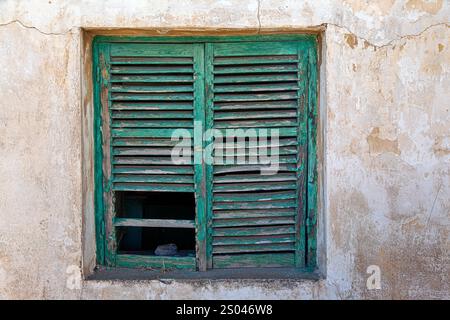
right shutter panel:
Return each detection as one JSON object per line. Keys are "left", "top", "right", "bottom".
{"left": 206, "top": 41, "right": 308, "bottom": 268}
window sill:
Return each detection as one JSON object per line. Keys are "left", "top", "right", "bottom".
{"left": 86, "top": 266, "right": 322, "bottom": 282}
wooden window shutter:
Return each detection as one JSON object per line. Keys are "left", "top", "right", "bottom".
{"left": 96, "top": 43, "right": 206, "bottom": 269}
{"left": 205, "top": 41, "right": 311, "bottom": 269}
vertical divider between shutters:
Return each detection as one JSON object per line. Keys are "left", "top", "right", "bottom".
{"left": 204, "top": 43, "right": 214, "bottom": 269}
{"left": 306, "top": 42, "right": 318, "bottom": 269}
{"left": 295, "top": 42, "right": 308, "bottom": 268}
{"left": 193, "top": 43, "right": 207, "bottom": 271}
{"left": 93, "top": 40, "right": 105, "bottom": 265}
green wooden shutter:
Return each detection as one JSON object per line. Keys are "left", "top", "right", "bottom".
{"left": 109, "top": 43, "right": 199, "bottom": 193}
{"left": 97, "top": 42, "right": 205, "bottom": 269}
{"left": 205, "top": 41, "right": 309, "bottom": 268}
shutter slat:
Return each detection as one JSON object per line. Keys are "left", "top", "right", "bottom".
{"left": 214, "top": 119, "right": 297, "bottom": 128}
{"left": 214, "top": 65, "right": 297, "bottom": 74}
{"left": 213, "top": 234, "right": 295, "bottom": 245}
{"left": 112, "top": 128, "right": 193, "bottom": 138}
{"left": 113, "top": 183, "right": 194, "bottom": 192}
{"left": 113, "top": 165, "right": 194, "bottom": 175}
{"left": 114, "top": 174, "right": 193, "bottom": 183}
{"left": 112, "top": 110, "right": 193, "bottom": 119}
{"left": 213, "top": 181, "right": 297, "bottom": 192}
{"left": 213, "top": 216, "right": 295, "bottom": 227}
{"left": 214, "top": 100, "right": 298, "bottom": 111}
{"left": 213, "top": 164, "right": 296, "bottom": 174}
{"left": 213, "top": 209, "right": 295, "bottom": 219}
{"left": 214, "top": 73, "right": 298, "bottom": 84}
{"left": 111, "top": 65, "right": 194, "bottom": 74}
{"left": 114, "top": 156, "right": 192, "bottom": 165}
{"left": 213, "top": 225, "right": 295, "bottom": 237}
{"left": 111, "top": 56, "right": 193, "bottom": 65}
{"left": 111, "top": 84, "right": 194, "bottom": 93}
{"left": 214, "top": 55, "right": 298, "bottom": 65}
{"left": 112, "top": 102, "right": 193, "bottom": 110}
{"left": 214, "top": 110, "right": 297, "bottom": 120}
{"left": 111, "top": 93, "right": 194, "bottom": 101}
{"left": 112, "top": 120, "right": 193, "bottom": 128}
{"left": 213, "top": 243, "right": 295, "bottom": 254}
{"left": 214, "top": 83, "right": 299, "bottom": 93}
{"left": 213, "top": 146, "right": 297, "bottom": 156}
{"left": 111, "top": 75, "right": 194, "bottom": 83}
{"left": 214, "top": 173, "right": 296, "bottom": 183}
{"left": 213, "top": 253, "right": 295, "bottom": 268}
{"left": 113, "top": 138, "right": 191, "bottom": 147}
{"left": 214, "top": 190, "right": 297, "bottom": 202}
{"left": 213, "top": 155, "right": 297, "bottom": 166}
{"left": 213, "top": 199, "right": 296, "bottom": 210}
{"left": 214, "top": 92, "right": 297, "bottom": 102}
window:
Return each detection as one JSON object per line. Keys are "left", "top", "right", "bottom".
{"left": 93, "top": 36, "right": 318, "bottom": 272}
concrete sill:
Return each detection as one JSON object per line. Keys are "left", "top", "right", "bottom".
{"left": 87, "top": 267, "right": 322, "bottom": 282}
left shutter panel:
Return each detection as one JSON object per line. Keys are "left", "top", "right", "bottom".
{"left": 108, "top": 43, "right": 198, "bottom": 193}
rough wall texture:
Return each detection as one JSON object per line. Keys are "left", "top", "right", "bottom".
{"left": 0, "top": 0, "right": 448, "bottom": 299}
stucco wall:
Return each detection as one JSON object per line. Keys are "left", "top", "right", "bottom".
{"left": 0, "top": 0, "right": 448, "bottom": 299}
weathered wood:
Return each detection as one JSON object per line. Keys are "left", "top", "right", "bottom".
{"left": 214, "top": 73, "right": 298, "bottom": 84}
{"left": 213, "top": 181, "right": 297, "bottom": 193}
{"left": 212, "top": 216, "right": 296, "bottom": 227}
{"left": 213, "top": 100, "right": 298, "bottom": 111}
{"left": 111, "top": 74, "right": 194, "bottom": 83}
{"left": 214, "top": 55, "right": 298, "bottom": 65}
{"left": 213, "top": 243, "right": 295, "bottom": 254}
{"left": 213, "top": 253, "right": 295, "bottom": 268}
{"left": 111, "top": 93, "right": 194, "bottom": 101}
{"left": 214, "top": 83, "right": 299, "bottom": 93}
{"left": 112, "top": 128, "right": 193, "bottom": 138}
{"left": 213, "top": 225, "right": 295, "bottom": 237}
{"left": 213, "top": 199, "right": 296, "bottom": 210}
{"left": 111, "top": 65, "right": 194, "bottom": 74}
{"left": 214, "top": 190, "right": 297, "bottom": 202}
{"left": 111, "top": 84, "right": 194, "bottom": 94}
{"left": 113, "top": 183, "right": 194, "bottom": 193}
{"left": 114, "top": 218, "right": 195, "bottom": 228}
{"left": 214, "top": 64, "right": 298, "bottom": 74}
{"left": 113, "top": 174, "right": 193, "bottom": 183}
{"left": 214, "top": 110, "right": 297, "bottom": 120}
{"left": 112, "top": 110, "right": 193, "bottom": 119}
{"left": 213, "top": 209, "right": 295, "bottom": 219}
{"left": 213, "top": 234, "right": 295, "bottom": 246}
{"left": 116, "top": 254, "right": 196, "bottom": 270}
{"left": 113, "top": 165, "right": 194, "bottom": 175}
{"left": 112, "top": 102, "right": 193, "bottom": 110}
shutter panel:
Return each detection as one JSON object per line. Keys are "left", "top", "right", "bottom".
{"left": 205, "top": 41, "right": 308, "bottom": 268}
{"left": 108, "top": 43, "right": 199, "bottom": 193}
{"left": 98, "top": 43, "right": 205, "bottom": 270}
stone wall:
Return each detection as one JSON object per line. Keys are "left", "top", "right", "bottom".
{"left": 0, "top": 0, "right": 448, "bottom": 299}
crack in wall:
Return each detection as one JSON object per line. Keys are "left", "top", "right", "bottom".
{"left": 0, "top": 17, "right": 448, "bottom": 49}
{"left": 324, "top": 22, "right": 450, "bottom": 49}
{"left": 257, "top": 0, "right": 262, "bottom": 34}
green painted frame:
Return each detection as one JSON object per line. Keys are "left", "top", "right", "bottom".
{"left": 93, "top": 34, "right": 319, "bottom": 272}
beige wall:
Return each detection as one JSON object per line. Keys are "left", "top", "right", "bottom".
{"left": 0, "top": 0, "right": 448, "bottom": 299}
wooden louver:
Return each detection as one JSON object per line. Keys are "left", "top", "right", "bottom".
{"left": 108, "top": 44, "right": 203, "bottom": 194}
{"left": 205, "top": 42, "right": 308, "bottom": 268}
{"left": 95, "top": 38, "right": 316, "bottom": 271}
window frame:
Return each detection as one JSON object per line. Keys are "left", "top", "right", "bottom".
{"left": 93, "top": 34, "right": 318, "bottom": 273}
